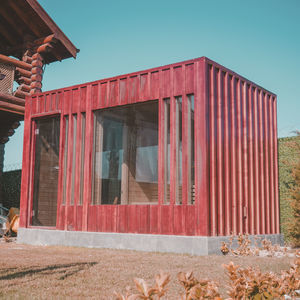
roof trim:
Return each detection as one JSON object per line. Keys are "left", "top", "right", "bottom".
{"left": 25, "top": 0, "right": 78, "bottom": 59}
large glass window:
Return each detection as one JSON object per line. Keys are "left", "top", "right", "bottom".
{"left": 32, "top": 116, "right": 60, "bottom": 226}
{"left": 92, "top": 101, "right": 158, "bottom": 205}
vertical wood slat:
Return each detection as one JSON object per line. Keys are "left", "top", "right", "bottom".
{"left": 169, "top": 67, "right": 174, "bottom": 234}
{"left": 45, "top": 94, "right": 51, "bottom": 112}
{"left": 236, "top": 79, "right": 243, "bottom": 234}
{"left": 217, "top": 70, "right": 224, "bottom": 235}
{"left": 56, "top": 105, "right": 67, "bottom": 230}
{"left": 269, "top": 95, "right": 275, "bottom": 233}
{"left": 64, "top": 90, "right": 73, "bottom": 230}
{"left": 209, "top": 65, "right": 217, "bottom": 236}
{"left": 157, "top": 70, "right": 163, "bottom": 234}
{"left": 253, "top": 88, "right": 260, "bottom": 234}
{"left": 158, "top": 96, "right": 164, "bottom": 206}
{"left": 182, "top": 66, "right": 188, "bottom": 206}
{"left": 73, "top": 88, "right": 81, "bottom": 230}
{"left": 19, "top": 99, "right": 32, "bottom": 227}
{"left": 38, "top": 94, "right": 44, "bottom": 114}
{"left": 263, "top": 93, "right": 270, "bottom": 234}
{"left": 223, "top": 73, "right": 231, "bottom": 236}
{"left": 242, "top": 82, "right": 249, "bottom": 233}
{"left": 258, "top": 90, "right": 266, "bottom": 234}
{"left": 248, "top": 85, "right": 255, "bottom": 234}
{"left": 230, "top": 76, "right": 237, "bottom": 235}
{"left": 273, "top": 97, "right": 280, "bottom": 233}
{"left": 27, "top": 119, "right": 37, "bottom": 227}
{"left": 120, "top": 78, "right": 128, "bottom": 105}
{"left": 195, "top": 59, "right": 209, "bottom": 235}
{"left": 82, "top": 85, "right": 92, "bottom": 231}
{"left": 181, "top": 64, "right": 187, "bottom": 233}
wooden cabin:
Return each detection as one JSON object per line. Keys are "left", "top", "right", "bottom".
{"left": 18, "top": 57, "right": 282, "bottom": 254}
{"left": 0, "top": 0, "right": 78, "bottom": 207}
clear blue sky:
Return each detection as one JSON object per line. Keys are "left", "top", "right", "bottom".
{"left": 4, "top": 0, "right": 300, "bottom": 168}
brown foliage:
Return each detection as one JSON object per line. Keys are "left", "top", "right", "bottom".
{"left": 177, "top": 271, "right": 221, "bottom": 299}
{"left": 220, "top": 234, "right": 288, "bottom": 257}
{"left": 114, "top": 271, "right": 170, "bottom": 300}
{"left": 223, "top": 252, "right": 300, "bottom": 299}
{"left": 116, "top": 253, "right": 300, "bottom": 299}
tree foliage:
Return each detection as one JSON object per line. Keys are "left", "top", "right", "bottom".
{"left": 278, "top": 133, "right": 300, "bottom": 244}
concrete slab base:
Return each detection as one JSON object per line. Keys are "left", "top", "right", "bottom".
{"left": 17, "top": 228, "right": 284, "bottom": 255}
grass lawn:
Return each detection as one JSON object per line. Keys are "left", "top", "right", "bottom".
{"left": 0, "top": 241, "right": 295, "bottom": 299}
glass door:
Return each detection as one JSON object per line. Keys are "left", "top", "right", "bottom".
{"left": 32, "top": 116, "right": 60, "bottom": 226}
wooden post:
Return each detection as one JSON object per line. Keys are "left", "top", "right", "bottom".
{"left": 195, "top": 59, "right": 210, "bottom": 236}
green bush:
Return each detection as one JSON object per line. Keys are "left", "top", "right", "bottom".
{"left": 278, "top": 134, "right": 300, "bottom": 244}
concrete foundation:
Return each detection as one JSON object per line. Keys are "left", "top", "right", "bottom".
{"left": 17, "top": 228, "right": 284, "bottom": 255}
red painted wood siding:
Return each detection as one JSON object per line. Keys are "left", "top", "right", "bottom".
{"left": 19, "top": 57, "right": 280, "bottom": 236}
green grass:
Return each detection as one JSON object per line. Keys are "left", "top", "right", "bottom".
{"left": 278, "top": 135, "right": 300, "bottom": 243}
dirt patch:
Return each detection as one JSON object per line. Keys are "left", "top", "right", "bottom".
{"left": 0, "top": 241, "right": 294, "bottom": 299}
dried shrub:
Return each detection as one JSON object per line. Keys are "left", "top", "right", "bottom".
{"left": 220, "top": 234, "right": 289, "bottom": 257}
{"left": 223, "top": 254, "right": 300, "bottom": 299}
{"left": 114, "top": 271, "right": 170, "bottom": 300}
{"left": 177, "top": 271, "right": 221, "bottom": 299}
{"left": 116, "top": 254, "right": 300, "bottom": 299}
{"left": 220, "top": 242, "right": 229, "bottom": 255}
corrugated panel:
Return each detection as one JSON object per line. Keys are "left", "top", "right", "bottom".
{"left": 207, "top": 60, "right": 279, "bottom": 236}
{"left": 20, "top": 57, "right": 279, "bottom": 237}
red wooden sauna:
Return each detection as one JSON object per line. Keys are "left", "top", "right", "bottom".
{"left": 19, "top": 57, "right": 282, "bottom": 254}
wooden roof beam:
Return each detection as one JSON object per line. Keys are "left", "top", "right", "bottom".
{"left": 0, "top": 54, "right": 32, "bottom": 70}
{"left": 0, "top": 92, "right": 25, "bottom": 107}
{"left": 0, "top": 3, "right": 27, "bottom": 41}
{"left": 8, "top": 1, "right": 44, "bottom": 37}
{"left": 0, "top": 20, "right": 16, "bottom": 46}
{"left": 25, "top": 0, "right": 78, "bottom": 58}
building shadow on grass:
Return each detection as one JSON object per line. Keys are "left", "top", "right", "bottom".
{"left": 0, "top": 262, "right": 97, "bottom": 281}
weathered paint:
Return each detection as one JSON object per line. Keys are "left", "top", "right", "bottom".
{"left": 19, "top": 57, "right": 280, "bottom": 236}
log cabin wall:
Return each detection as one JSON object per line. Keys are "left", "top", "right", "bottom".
{"left": 19, "top": 57, "right": 280, "bottom": 236}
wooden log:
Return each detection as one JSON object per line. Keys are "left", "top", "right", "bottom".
{"left": 0, "top": 54, "right": 32, "bottom": 70}
{"left": 32, "top": 53, "right": 43, "bottom": 61}
{"left": 18, "top": 76, "right": 31, "bottom": 85}
{"left": 11, "top": 121, "right": 21, "bottom": 129}
{"left": 30, "top": 81, "right": 42, "bottom": 89}
{"left": 19, "top": 84, "right": 31, "bottom": 93}
{"left": 32, "top": 60, "right": 43, "bottom": 68}
{"left": 33, "top": 34, "right": 58, "bottom": 46}
{"left": 14, "top": 89, "right": 31, "bottom": 99}
{"left": 30, "top": 88, "right": 42, "bottom": 95}
{"left": 0, "top": 92, "right": 25, "bottom": 106}
{"left": 0, "top": 100, "right": 25, "bottom": 114}
{"left": 0, "top": 137, "right": 9, "bottom": 144}
{"left": 31, "top": 67, "right": 43, "bottom": 75}
{"left": 7, "top": 129, "right": 15, "bottom": 137}
{"left": 22, "top": 55, "right": 33, "bottom": 64}
{"left": 31, "top": 74, "right": 42, "bottom": 82}
{"left": 37, "top": 43, "right": 53, "bottom": 54}
{"left": 43, "top": 34, "right": 58, "bottom": 44}
{"left": 16, "top": 67, "right": 31, "bottom": 78}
